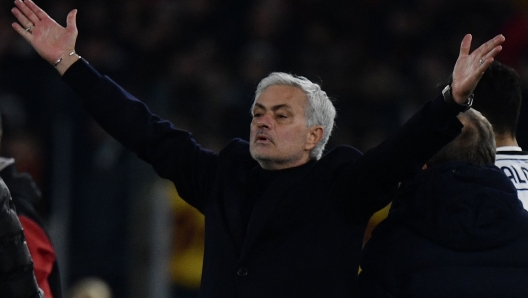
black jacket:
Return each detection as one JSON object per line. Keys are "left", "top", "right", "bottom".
{"left": 359, "top": 162, "right": 528, "bottom": 298}
{"left": 0, "top": 177, "right": 42, "bottom": 297}
{"left": 0, "top": 159, "right": 62, "bottom": 298}
{"left": 62, "top": 59, "right": 462, "bottom": 297}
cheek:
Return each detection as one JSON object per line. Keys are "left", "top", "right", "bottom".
{"left": 281, "top": 128, "right": 308, "bottom": 146}
{"left": 249, "top": 124, "right": 257, "bottom": 138}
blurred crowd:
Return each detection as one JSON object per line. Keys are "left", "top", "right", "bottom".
{"left": 1, "top": 0, "right": 528, "bottom": 297}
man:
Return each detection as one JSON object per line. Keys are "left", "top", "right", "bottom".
{"left": 358, "top": 109, "right": 528, "bottom": 297}
{"left": 469, "top": 61, "right": 528, "bottom": 208}
{"left": 11, "top": 0, "right": 505, "bottom": 296}
{"left": 0, "top": 115, "right": 43, "bottom": 297}
{"left": 0, "top": 115, "right": 62, "bottom": 298}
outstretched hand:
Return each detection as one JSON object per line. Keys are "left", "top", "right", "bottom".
{"left": 451, "top": 34, "right": 505, "bottom": 104}
{"left": 11, "top": 0, "right": 79, "bottom": 74}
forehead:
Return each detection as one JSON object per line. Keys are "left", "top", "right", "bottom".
{"left": 255, "top": 85, "right": 308, "bottom": 109}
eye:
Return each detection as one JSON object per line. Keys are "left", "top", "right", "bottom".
{"left": 277, "top": 114, "right": 288, "bottom": 119}
{"left": 253, "top": 113, "right": 262, "bottom": 118}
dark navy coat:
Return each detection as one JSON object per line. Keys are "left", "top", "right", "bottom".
{"left": 63, "top": 59, "right": 462, "bottom": 298}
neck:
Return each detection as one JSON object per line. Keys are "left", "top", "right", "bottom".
{"left": 495, "top": 134, "right": 518, "bottom": 148}
{"left": 257, "top": 157, "right": 312, "bottom": 170}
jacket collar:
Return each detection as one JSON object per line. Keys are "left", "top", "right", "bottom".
{"left": 0, "top": 157, "right": 15, "bottom": 172}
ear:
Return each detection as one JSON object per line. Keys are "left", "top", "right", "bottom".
{"left": 422, "top": 164, "right": 428, "bottom": 170}
{"left": 305, "top": 126, "right": 324, "bottom": 151}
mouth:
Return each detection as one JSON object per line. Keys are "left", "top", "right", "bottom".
{"left": 255, "top": 134, "right": 271, "bottom": 144}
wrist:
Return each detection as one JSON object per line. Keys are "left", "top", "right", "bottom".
{"left": 54, "top": 51, "right": 82, "bottom": 76}
{"left": 441, "top": 85, "right": 473, "bottom": 112}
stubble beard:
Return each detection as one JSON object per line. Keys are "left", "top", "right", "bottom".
{"left": 250, "top": 145, "right": 307, "bottom": 170}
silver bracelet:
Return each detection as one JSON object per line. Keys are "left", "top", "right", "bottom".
{"left": 53, "top": 51, "right": 81, "bottom": 68}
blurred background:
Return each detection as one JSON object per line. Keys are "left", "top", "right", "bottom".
{"left": 1, "top": 0, "right": 528, "bottom": 297}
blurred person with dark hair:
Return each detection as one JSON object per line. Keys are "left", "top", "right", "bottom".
{"left": 0, "top": 117, "right": 62, "bottom": 297}
{"left": 11, "top": 1, "right": 505, "bottom": 297}
{"left": 0, "top": 114, "right": 43, "bottom": 298}
{"left": 469, "top": 61, "right": 528, "bottom": 208}
{"left": 359, "top": 109, "right": 528, "bottom": 297}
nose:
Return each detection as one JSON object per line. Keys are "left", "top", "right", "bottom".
{"left": 255, "top": 113, "right": 272, "bottom": 129}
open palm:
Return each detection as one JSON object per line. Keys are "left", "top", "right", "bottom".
{"left": 450, "top": 34, "right": 505, "bottom": 104}
{"left": 11, "top": 0, "right": 78, "bottom": 66}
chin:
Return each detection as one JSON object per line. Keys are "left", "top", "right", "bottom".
{"left": 250, "top": 151, "right": 270, "bottom": 161}
{"left": 250, "top": 150, "right": 277, "bottom": 163}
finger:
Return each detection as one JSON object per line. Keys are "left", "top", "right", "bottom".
{"left": 475, "top": 58, "right": 496, "bottom": 81}
{"left": 473, "top": 34, "right": 505, "bottom": 58}
{"left": 11, "top": 22, "right": 33, "bottom": 43}
{"left": 11, "top": 7, "right": 34, "bottom": 30}
{"left": 66, "top": 9, "right": 78, "bottom": 32}
{"left": 14, "top": 0, "right": 40, "bottom": 24}
{"left": 480, "top": 45, "right": 503, "bottom": 67}
{"left": 24, "top": 0, "right": 50, "bottom": 21}
{"left": 459, "top": 34, "right": 472, "bottom": 58}
{"left": 481, "top": 58, "right": 494, "bottom": 72}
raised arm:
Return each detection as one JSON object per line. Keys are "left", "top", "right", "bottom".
{"left": 11, "top": 0, "right": 80, "bottom": 75}
{"left": 348, "top": 34, "right": 506, "bottom": 215}
{"left": 450, "top": 34, "right": 505, "bottom": 103}
{"left": 11, "top": 0, "right": 219, "bottom": 212}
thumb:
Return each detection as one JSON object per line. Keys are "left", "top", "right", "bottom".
{"left": 66, "top": 9, "right": 78, "bottom": 32}
{"left": 459, "top": 34, "right": 472, "bottom": 58}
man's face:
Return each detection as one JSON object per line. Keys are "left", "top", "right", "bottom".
{"left": 250, "top": 84, "right": 319, "bottom": 170}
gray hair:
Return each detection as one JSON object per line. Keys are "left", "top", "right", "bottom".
{"left": 427, "top": 108, "right": 496, "bottom": 167}
{"left": 252, "top": 72, "right": 336, "bottom": 159}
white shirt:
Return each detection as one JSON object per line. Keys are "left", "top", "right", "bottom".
{"left": 495, "top": 146, "right": 528, "bottom": 209}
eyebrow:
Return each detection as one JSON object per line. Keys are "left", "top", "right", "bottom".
{"left": 253, "top": 103, "right": 293, "bottom": 112}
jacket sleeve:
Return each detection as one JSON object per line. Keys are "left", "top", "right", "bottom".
{"left": 0, "top": 178, "right": 42, "bottom": 297}
{"left": 62, "top": 59, "right": 217, "bottom": 212}
{"left": 345, "top": 95, "right": 463, "bottom": 217}
{"left": 2, "top": 167, "right": 58, "bottom": 298}
{"left": 19, "top": 216, "right": 56, "bottom": 298}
